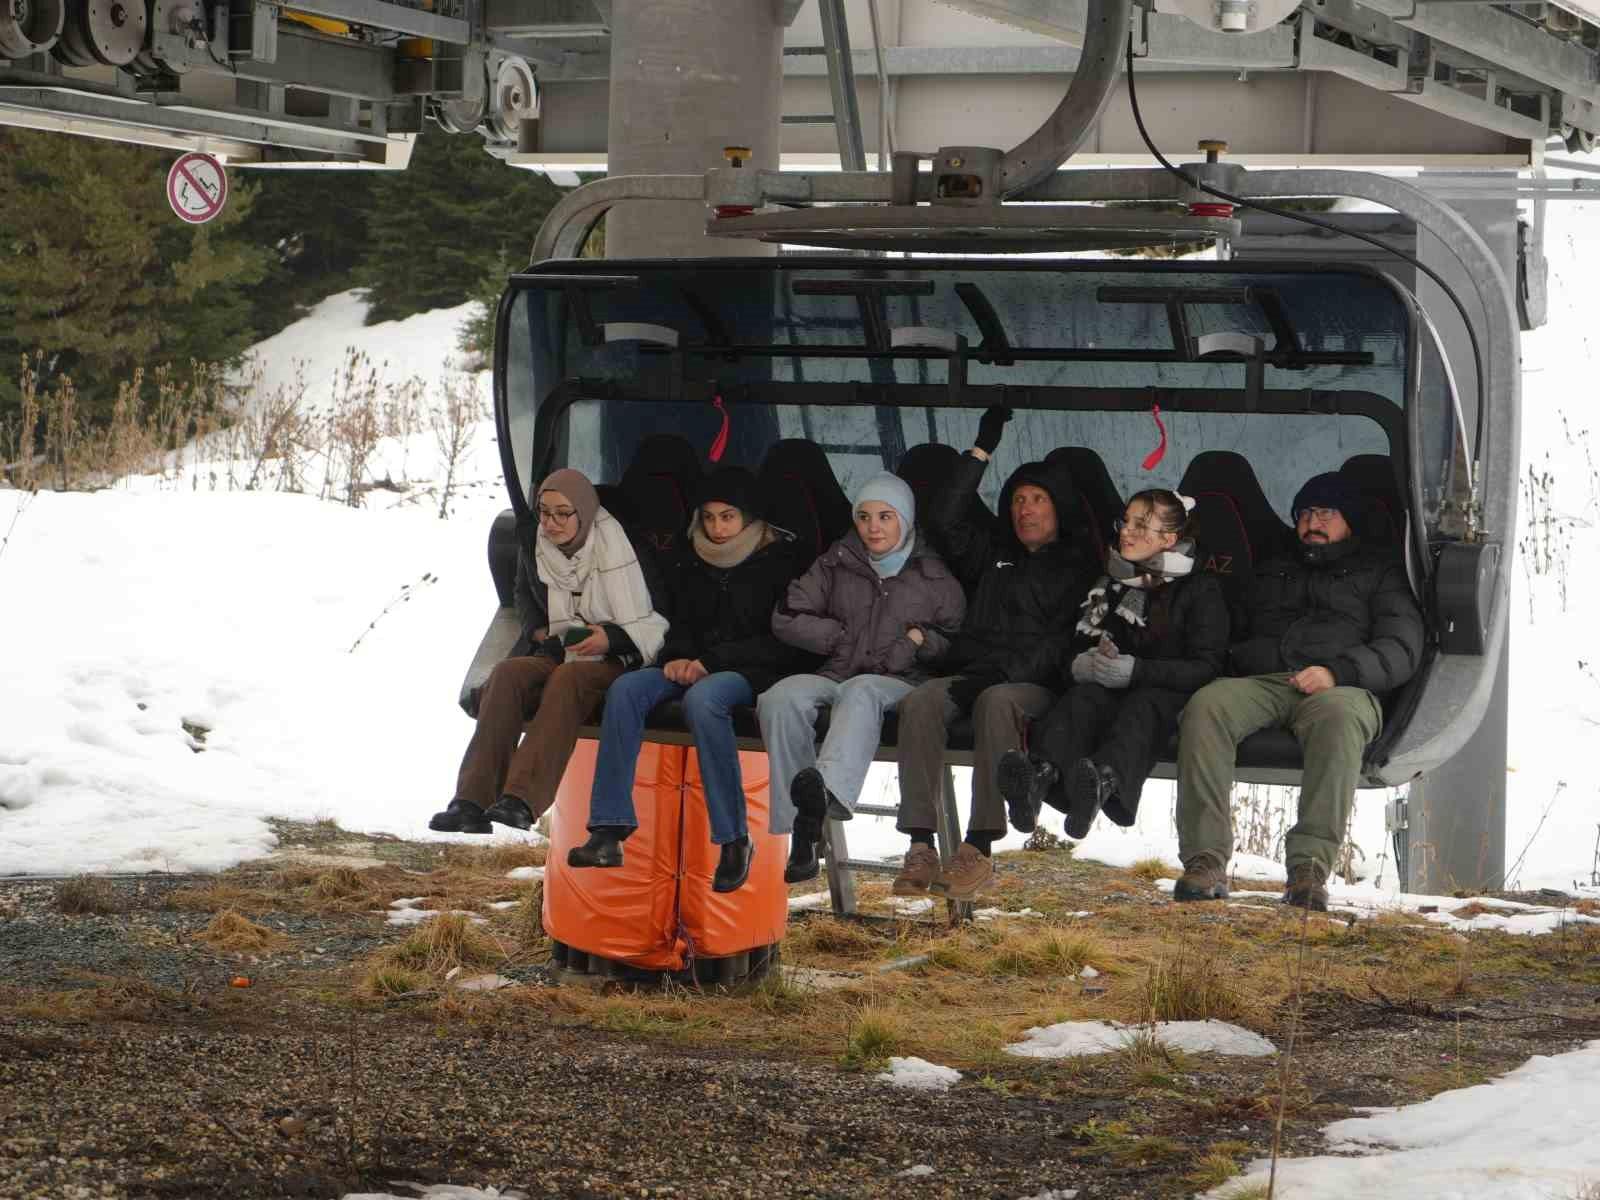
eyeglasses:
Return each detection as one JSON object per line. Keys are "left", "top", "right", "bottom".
{"left": 1113, "top": 516, "right": 1165, "bottom": 536}
{"left": 1298, "top": 506, "right": 1340, "bottom": 524}
{"left": 537, "top": 506, "right": 578, "bottom": 524}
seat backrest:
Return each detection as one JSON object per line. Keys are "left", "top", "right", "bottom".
{"left": 619, "top": 434, "right": 703, "bottom": 556}
{"left": 1177, "top": 450, "right": 1291, "bottom": 591}
{"left": 1340, "top": 454, "right": 1405, "bottom": 549}
{"left": 1046, "top": 445, "right": 1124, "bottom": 566}
{"left": 758, "top": 438, "right": 853, "bottom": 570}
{"left": 895, "top": 443, "right": 994, "bottom": 534}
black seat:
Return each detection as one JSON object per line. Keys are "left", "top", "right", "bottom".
{"left": 1176, "top": 450, "right": 1291, "bottom": 592}
{"left": 1046, "top": 445, "right": 1124, "bottom": 565}
{"left": 619, "top": 434, "right": 703, "bottom": 556}
{"left": 896, "top": 443, "right": 994, "bottom": 534}
{"left": 757, "top": 439, "right": 852, "bottom": 571}
{"left": 1340, "top": 454, "right": 1405, "bottom": 549}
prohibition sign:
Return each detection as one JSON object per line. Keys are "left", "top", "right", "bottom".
{"left": 166, "top": 152, "right": 228, "bottom": 225}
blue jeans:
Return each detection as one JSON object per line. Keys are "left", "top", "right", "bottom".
{"left": 588, "top": 668, "right": 756, "bottom": 844}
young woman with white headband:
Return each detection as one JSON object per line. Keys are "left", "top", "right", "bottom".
{"left": 997, "top": 488, "right": 1230, "bottom": 841}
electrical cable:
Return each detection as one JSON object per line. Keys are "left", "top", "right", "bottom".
{"left": 1124, "top": 32, "right": 1488, "bottom": 481}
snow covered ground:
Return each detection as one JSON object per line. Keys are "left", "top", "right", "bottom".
{"left": 2, "top": 207, "right": 1599, "bottom": 899}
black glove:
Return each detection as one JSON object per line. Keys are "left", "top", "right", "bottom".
{"left": 947, "top": 673, "right": 1004, "bottom": 714}
{"left": 974, "top": 405, "right": 1013, "bottom": 455}
{"left": 534, "top": 636, "right": 566, "bottom": 663}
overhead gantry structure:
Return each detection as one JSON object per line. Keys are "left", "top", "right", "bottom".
{"left": 8, "top": 0, "right": 1600, "bottom": 168}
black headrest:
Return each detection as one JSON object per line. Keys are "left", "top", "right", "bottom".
{"left": 757, "top": 439, "right": 852, "bottom": 568}
{"left": 619, "top": 434, "right": 703, "bottom": 556}
{"left": 1177, "top": 450, "right": 1290, "bottom": 587}
{"left": 896, "top": 443, "right": 994, "bottom": 530}
{"left": 1340, "top": 454, "right": 1405, "bottom": 547}
{"left": 1046, "top": 446, "right": 1124, "bottom": 565}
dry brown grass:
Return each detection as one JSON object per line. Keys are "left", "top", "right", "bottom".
{"left": 375, "top": 913, "right": 507, "bottom": 978}
{"left": 192, "top": 910, "right": 292, "bottom": 955}
{"left": 983, "top": 928, "right": 1108, "bottom": 978}
{"left": 55, "top": 876, "right": 122, "bottom": 915}
{"left": 441, "top": 842, "right": 547, "bottom": 871}
{"left": 1142, "top": 943, "right": 1249, "bottom": 1023}
{"left": 1128, "top": 858, "right": 1178, "bottom": 882}
{"left": 355, "top": 963, "right": 431, "bottom": 1000}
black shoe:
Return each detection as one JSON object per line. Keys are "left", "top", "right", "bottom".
{"left": 713, "top": 838, "right": 756, "bottom": 893}
{"left": 997, "top": 750, "right": 1058, "bottom": 835}
{"left": 1064, "top": 758, "right": 1119, "bottom": 839}
{"left": 428, "top": 799, "right": 492, "bottom": 834}
{"left": 784, "top": 815, "right": 822, "bottom": 884}
{"left": 793, "top": 767, "right": 850, "bottom": 823}
{"left": 485, "top": 795, "right": 534, "bottom": 831}
{"left": 568, "top": 829, "right": 626, "bottom": 869}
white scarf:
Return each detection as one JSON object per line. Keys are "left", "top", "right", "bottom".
{"left": 534, "top": 509, "right": 667, "bottom": 663}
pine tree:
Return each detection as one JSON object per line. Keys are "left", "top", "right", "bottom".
{"left": 0, "top": 129, "right": 271, "bottom": 433}
{"left": 360, "top": 127, "right": 564, "bottom": 324}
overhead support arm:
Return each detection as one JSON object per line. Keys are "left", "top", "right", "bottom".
{"left": 999, "top": 0, "right": 1131, "bottom": 196}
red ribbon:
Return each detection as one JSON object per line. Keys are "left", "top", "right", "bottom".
{"left": 709, "top": 394, "right": 730, "bottom": 463}
{"left": 1141, "top": 402, "right": 1167, "bottom": 470}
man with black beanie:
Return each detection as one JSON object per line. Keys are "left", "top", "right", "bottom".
{"left": 1172, "top": 471, "right": 1425, "bottom": 912}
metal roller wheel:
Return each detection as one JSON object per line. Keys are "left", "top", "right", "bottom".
{"left": 486, "top": 53, "right": 537, "bottom": 144}
{"left": 50, "top": 0, "right": 95, "bottom": 63}
{"left": 1, "top": 0, "right": 65, "bottom": 58}
{"left": 60, "top": 0, "right": 145, "bottom": 66}
{"left": 1564, "top": 123, "right": 1597, "bottom": 154}
{"left": 432, "top": 92, "right": 487, "bottom": 136}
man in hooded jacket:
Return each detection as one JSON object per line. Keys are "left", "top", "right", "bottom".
{"left": 892, "top": 406, "right": 1097, "bottom": 901}
{"left": 1173, "top": 472, "right": 1425, "bottom": 911}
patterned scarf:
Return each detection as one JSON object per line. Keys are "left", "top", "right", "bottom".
{"left": 1075, "top": 541, "right": 1196, "bottom": 639}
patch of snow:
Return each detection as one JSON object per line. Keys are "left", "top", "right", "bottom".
{"left": 877, "top": 1056, "right": 961, "bottom": 1092}
{"left": 1014, "top": 1191, "right": 1078, "bottom": 1200}
{"left": 973, "top": 906, "right": 1045, "bottom": 921}
{"left": 1006, "top": 1020, "right": 1275, "bottom": 1060}
{"left": 886, "top": 897, "right": 934, "bottom": 915}
{"left": 453, "top": 973, "right": 515, "bottom": 992}
{"left": 343, "top": 1186, "right": 527, "bottom": 1200}
{"left": 787, "top": 892, "right": 830, "bottom": 911}
{"left": 381, "top": 907, "right": 483, "bottom": 927}
{"left": 1079, "top": 965, "right": 1100, "bottom": 979}
{"left": 388, "top": 897, "right": 426, "bottom": 909}
{"left": 485, "top": 900, "right": 519, "bottom": 911}
{"left": 1205, "top": 1040, "right": 1600, "bottom": 1199}
{"left": 504, "top": 866, "right": 543, "bottom": 881}
{"left": 895, "top": 1164, "right": 937, "bottom": 1178}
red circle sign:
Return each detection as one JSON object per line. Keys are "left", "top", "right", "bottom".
{"left": 166, "top": 153, "right": 228, "bottom": 225}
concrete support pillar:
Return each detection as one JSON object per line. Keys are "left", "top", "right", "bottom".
{"left": 605, "top": 0, "right": 783, "bottom": 258}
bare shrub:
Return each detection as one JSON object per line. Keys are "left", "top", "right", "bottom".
{"left": 56, "top": 875, "right": 122, "bottom": 915}
{"left": 237, "top": 363, "right": 319, "bottom": 492}
{"left": 1142, "top": 943, "right": 1246, "bottom": 1023}
{"left": 1231, "top": 783, "right": 1291, "bottom": 861}
{"left": 323, "top": 349, "right": 383, "bottom": 506}
{"left": 14, "top": 351, "right": 41, "bottom": 490}
{"left": 430, "top": 370, "right": 485, "bottom": 519}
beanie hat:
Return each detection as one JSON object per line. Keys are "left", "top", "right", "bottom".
{"left": 694, "top": 466, "right": 763, "bottom": 521}
{"left": 1291, "top": 472, "right": 1359, "bottom": 523}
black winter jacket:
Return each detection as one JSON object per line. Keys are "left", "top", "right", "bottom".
{"left": 511, "top": 516, "right": 670, "bottom": 671}
{"left": 1230, "top": 537, "right": 1424, "bottom": 695}
{"left": 925, "top": 453, "right": 1096, "bottom": 684}
{"left": 656, "top": 533, "right": 817, "bottom": 695}
{"left": 1069, "top": 570, "right": 1230, "bottom": 695}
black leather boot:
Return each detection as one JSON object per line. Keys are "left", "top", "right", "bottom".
{"left": 485, "top": 795, "right": 534, "bottom": 830}
{"left": 568, "top": 828, "right": 626, "bottom": 868}
{"left": 793, "top": 767, "right": 851, "bottom": 822}
{"left": 428, "top": 799, "right": 491, "bottom": 834}
{"left": 996, "top": 750, "right": 1059, "bottom": 834}
{"left": 712, "top": 837, "right": 756, "bottom": 893}
{"left": 1064, "top": 758, "right": 1120, "bottom": 839}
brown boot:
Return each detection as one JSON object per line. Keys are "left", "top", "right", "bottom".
{"left": 1173, "top": 853, "right": 1229, "bottom": 902}
{"left": 930, "top": 842, "right": 994, "bottom": 901}
{"left": 1283, "top": 861, "right": 1330, "bottom": 911}
{"left": 891, "top": 844, "right": 941, "bottom": 896}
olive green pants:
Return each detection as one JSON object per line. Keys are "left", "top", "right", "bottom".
{"left": 1175, "top": 674, "right": 1382, "bottom": 874}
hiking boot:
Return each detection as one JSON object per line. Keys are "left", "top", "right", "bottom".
{"left": 712, "top": 838, "right": 755, "bottom": 893}
{"left": 567, "top": 829, "right": 626, "bottom": 869}
{"left": 793, "top": 767, "right": 851, "bottom": 823}
{"left": 1064, "top": 758, "right": 1119, "bottom": 840}
{"left": 485, "top": 794, "right": 534, "bottom": 831}
{"left": 930, "top": 842, "right": 994, "bottom": 901}
{"left": 428, "top": 798, "right": 491, "bottom": 834}
{"left": 1173, "top": 854, "right": 1229, "bottom": 902}
{"left": 997, "top": 749, "right": 1058, "bottom": 835}
{"left": 891, "top": 844, "right": 941, "bottom": 896}
{"left": 1282, "top": 861, "right": 1330, "bottom": 912}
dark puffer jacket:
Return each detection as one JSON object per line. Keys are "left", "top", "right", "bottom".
{"left": 926, "top": 453, "right": 1096, "bottom": 684}
{"left": 1069, "top": 570, "right": 1230, "bottom": 695}
{"left": 773, "top": 532, "right": 967, "bottom": 683}
{"left": 1230, "top": 537, "right": 1425, "bottom": 695}
{"left": 656, "top": 532, "right": 816, "bottom": 695}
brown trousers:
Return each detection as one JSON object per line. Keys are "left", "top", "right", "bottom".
{"left": 455, "top": 656, "right": 623, "bottom": 814}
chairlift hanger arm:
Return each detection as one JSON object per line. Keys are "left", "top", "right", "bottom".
{"left": 629, "top": 342, "right": 1374, "bottom": 368}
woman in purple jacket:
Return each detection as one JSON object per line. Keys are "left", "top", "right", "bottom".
{"left": 758, "top": 473, "right": 967, "bottom": 883}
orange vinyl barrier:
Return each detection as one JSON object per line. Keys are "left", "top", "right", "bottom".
{"left": 543, "top": 740, "right": 789, "bottom": 972}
